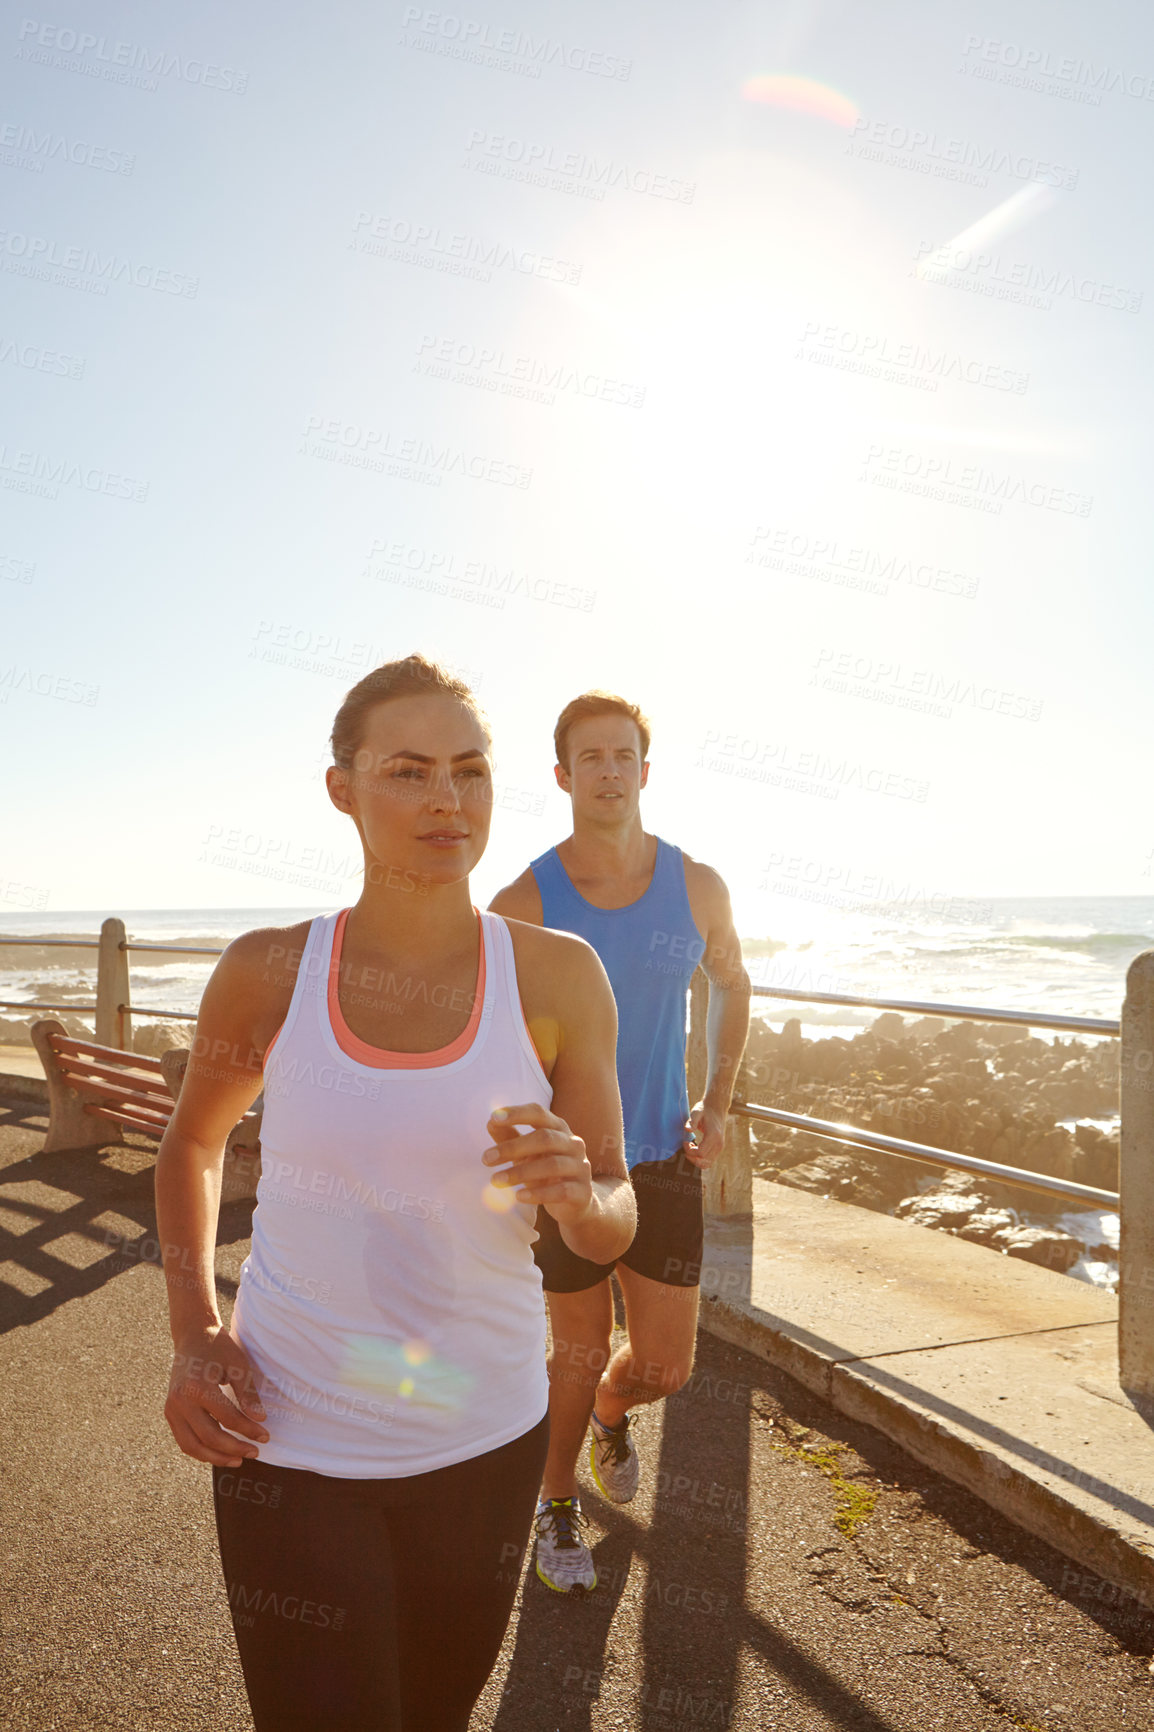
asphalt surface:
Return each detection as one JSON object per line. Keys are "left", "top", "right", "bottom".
{"left": 2, "top": 1095, "right": 1153, "bottom": 1731}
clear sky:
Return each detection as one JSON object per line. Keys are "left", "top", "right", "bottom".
{"left": 2, "top": 0, "right": 1151, "bottom": 929}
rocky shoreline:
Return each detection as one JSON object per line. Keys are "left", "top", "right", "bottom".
{"left": 2, "top": 1005, "right": 1123, "bottom": 1286}
{"left": 736, "top": 1012, "right": 1120, "bottom": 1287}
{"left": 0, "top": 1012, "right": 192, "bottom": 1058}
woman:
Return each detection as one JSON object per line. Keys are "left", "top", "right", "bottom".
{"left": 156, "top": 655, "right": 635, "bottom": 1730}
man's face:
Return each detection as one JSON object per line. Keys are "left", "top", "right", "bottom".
{"left": 556, "top": 714, "right": 648, "bottom": 823}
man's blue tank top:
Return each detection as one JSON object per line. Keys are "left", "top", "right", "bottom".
{"left": 530, "top": 838, "right": 705, "bottom": 1171}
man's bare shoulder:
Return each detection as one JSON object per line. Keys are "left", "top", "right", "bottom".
{"left": 488, "top": 868, "right": 543, "bottom": 924}
{"left": 680, "top": 851, "right": 731, "bottom": 902}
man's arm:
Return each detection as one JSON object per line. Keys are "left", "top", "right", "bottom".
{"left": 684, "top": 860, "right": 752, "bottom": 1170}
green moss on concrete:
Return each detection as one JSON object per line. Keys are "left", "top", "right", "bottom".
{"left": 771, "top": 1437, "right": 879, "bottom": 1539}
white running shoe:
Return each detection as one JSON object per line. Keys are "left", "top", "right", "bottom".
{"left": 588, "top": 1411, "right": 640, "bottom": 1504}
{"left": 534, "top": 1497, "right": 597, "bottom": 1593}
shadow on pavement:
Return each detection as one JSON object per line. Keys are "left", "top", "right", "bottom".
{"left": 488, "top": 1530, "right": 635, "bottom": 1730}
{"left": 0, "top": 1103, "right": 251, "bottom": 1334}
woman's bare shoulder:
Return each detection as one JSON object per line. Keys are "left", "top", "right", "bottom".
{"left": 220, "top": 918, "right": 315, "bottom": 987}
{"left": 495, "top": 914, "right": 597, "bottom": 971}
{"left": 204, "top": 920, "right": 317, "bottom": 1051}
{"left": 494, "top": 915, "right": 609, "bottom": 1012}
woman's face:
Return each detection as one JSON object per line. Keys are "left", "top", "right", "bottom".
{"left": 327, "top": 694, "right": 494, "bottom": 888}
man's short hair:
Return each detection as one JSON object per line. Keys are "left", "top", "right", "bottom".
{"left": 554, "top": 691, "right": 651, "bottom": 770}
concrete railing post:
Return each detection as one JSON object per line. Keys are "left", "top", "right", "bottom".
{"left": 1120, "top": 948, "right": 1154, "bottom": 1396}
{"left": 95, "top": 918, "right": 131, "bottom": 1050}
{"left": 687, "top": 968, "right": 753, "bottom": 1219}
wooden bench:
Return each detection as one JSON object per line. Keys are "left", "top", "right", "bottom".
{"left": 31, "top": 1019, "right": 262, "bottom": 1197}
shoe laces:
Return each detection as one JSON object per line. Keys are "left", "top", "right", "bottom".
{"left": 538, "top": 1497, "right": 587, "bottom": 1551}
{"left": 597, "top": 1415, "right": 633, "bottom": 1465}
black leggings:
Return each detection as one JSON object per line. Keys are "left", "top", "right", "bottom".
{"left": 212, "top": 1414, "right": 549, "bottom": 1732}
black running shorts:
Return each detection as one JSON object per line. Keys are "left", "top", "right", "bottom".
{"left": 533, "top": 1146, "right": 705, "bottom": 1292}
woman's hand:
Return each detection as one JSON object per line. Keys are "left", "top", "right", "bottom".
{"left": 482, "top": 1102, "right": 595, "bottom": 1230}
{"left": 164, "top": 1324, "right": 271, "bottom": 1467}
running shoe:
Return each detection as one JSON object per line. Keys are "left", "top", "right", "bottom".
{"left": 534, "top": 1496, "right": 597, "bottom": 1593}
{"left": 589, "top": 1410, "right": 640, "bottom": 1504}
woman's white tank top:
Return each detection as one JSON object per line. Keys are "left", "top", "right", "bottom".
{"left": 231, "top": 907, "right": 552, "bottom": 1477}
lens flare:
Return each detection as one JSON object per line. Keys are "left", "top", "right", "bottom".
{"left": 742, "top": 74, "right": 860, "bottom": 130}
{"left": 915, "top": 183, "right": 1059, "bottom": 282}
{"left": 482, "top": 1177, "right": 520, "bottom": 1213}
{"left": 339, "top": 1334, "right": 475, "bottom": 1412}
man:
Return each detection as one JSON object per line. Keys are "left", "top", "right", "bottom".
{"left": 490, "top": 690, "right": 751, "bottom": 1593}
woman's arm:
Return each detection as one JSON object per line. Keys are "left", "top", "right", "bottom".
{"left": 482, "top": 929, "right": 635, "bottom": 1265}
{"left": 154, "top": 929, "right": 289, "bottom": 1466}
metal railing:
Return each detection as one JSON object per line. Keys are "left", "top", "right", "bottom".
{"left": 725, "top": 984, "right": 1121, "bottom": 1210}
{"left": 688, "top": 972, "right": 1120, "bottom": 1209}
{"left": 3, "top": 915, "right": 1150, "bottom": 1388}
{"left": 730, "top": 1102, "right": 1117, "bottom": 1210}
{"left": 748, "top": 981, "right": 1120, "bottom": 1037}
{"left": 0, "top": 918, "right": 220, "bottom": 1046}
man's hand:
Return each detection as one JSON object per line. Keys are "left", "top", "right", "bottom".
{"left": 164, "top": 1324, "right": 270, "bottom": 1467}
{"left": 482, "top": 1102, "right": 594, "bottom": 1229}
{"left": 684, "top": 1099, "right": 726, "bottom": 1170}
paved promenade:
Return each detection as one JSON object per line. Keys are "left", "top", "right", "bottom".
{"left": 2, "top": 1091, "right": 1153, "bottom": 1730}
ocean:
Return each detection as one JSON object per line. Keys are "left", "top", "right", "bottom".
{"left": 2, "top": 895, "right": 1144, "bottom": 1292}
{"left": 1, "top": 895, "right": 1150, "bottom": 1036}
